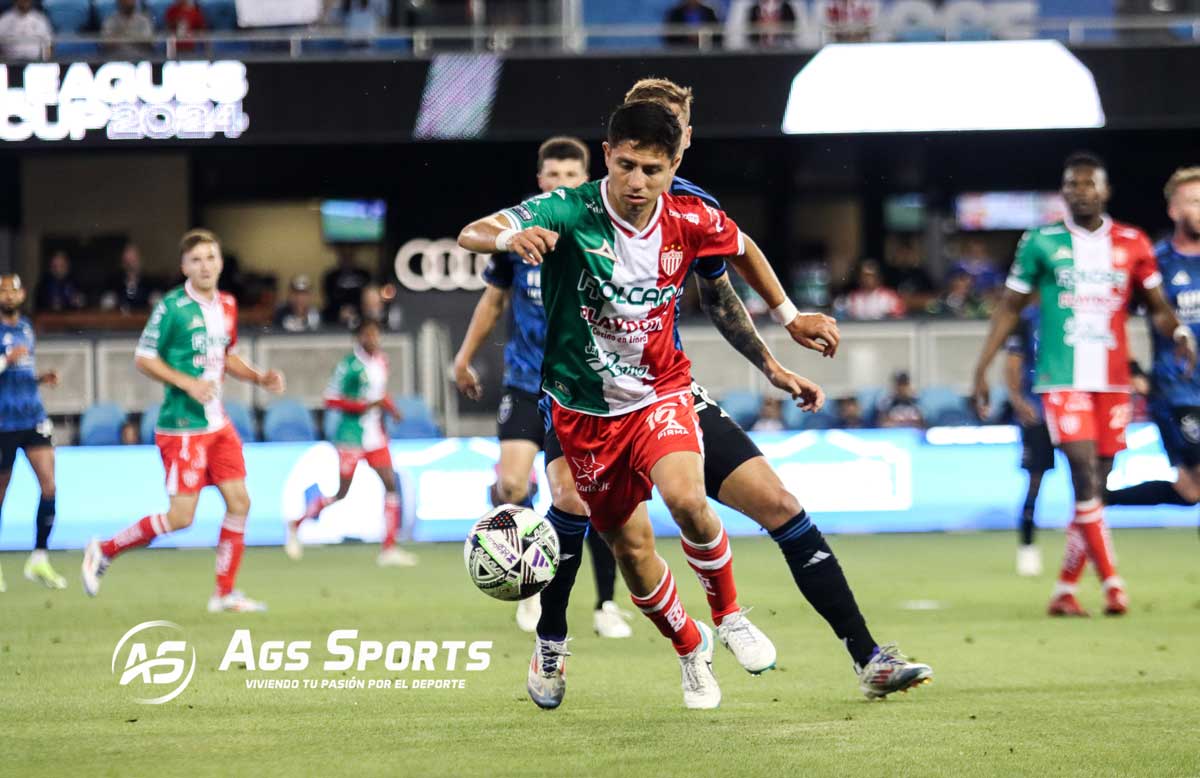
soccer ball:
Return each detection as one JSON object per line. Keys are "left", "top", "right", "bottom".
{"left": 463, "top": 505, "right": 560, "bottom": 601}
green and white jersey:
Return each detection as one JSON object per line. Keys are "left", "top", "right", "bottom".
{"left": 499, "top": 179, "right": 742, "bottom": 416}
{"left": 1005, "top": 215, "right": 1160, "bottom": 392}
{"left": 324, "top": 346, "right": 389, "bottom": 450}
{"left": 135, "top": 283, "right": 238, "bottom": 434}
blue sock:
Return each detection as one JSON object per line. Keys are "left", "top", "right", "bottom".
{"left": 35, "top": 495, "right": 55, "bottom": 550}
{"left": 536, "top": 506, "right": 589, "bottom": 641}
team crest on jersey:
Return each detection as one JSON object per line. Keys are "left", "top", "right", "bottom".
{"left": 660, "top": 243, "right": 685, "bottom": 276}
{"left": 189, "top": 316, "right": 204, "bottom": 330}
{"left": 1053, "top": 247, "right": 1073, "bottom": 261}
{"left": 1173, "top": 270, "right": 1192, "bottom": 286}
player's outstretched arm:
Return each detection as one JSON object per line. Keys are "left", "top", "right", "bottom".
{"left": 452, "top": 285, "right": 509, "bottom": 402}
{"left": 226, "top": 353, "right": 286, "bottom": 394}
{"left": 1144, "top": 285, "right": 1197, "bottom": 375}
{"left": 458, "top": 215, "right": 558, "bottom": 265}
{"left": 135, "top": 354, "right": 217, "bottom": 405}
{"left": 727, "top": 235, "right": 839, "bottom": 357}
{"left": 972, "top": 288, "right": 1031, "bottom": 417}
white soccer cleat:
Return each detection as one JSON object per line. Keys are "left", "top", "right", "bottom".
{"left": 716, "top": 608, "right": 776, "bottom": 674}
{"left": 527, "top": 635, "right": 569, "bottom": 709}
{"left": 1016, "top": 544, "right": 1042, "bottom": 577}
{"left": 679, "top": 620, "right": 721, "bottom": 710}
{"left": 377, "top": 547, "right": 418, "bottom": 567}
{"left": 207, "top": 590, "right": 268, "bottom": 613}
{"left": 593, "top": 600, "right": 633, "bottom": 638}
{"left": 516, "top": 595, "right": 541, "bottom": 633}
{"left": 284, "top": 520, "right": 303, "bottom": 561}
{"left": 81, "top": 538, "right": 109, "bottom": 597}
{"left": 24, "top": 550, "right": 67, "bottom": 589}
{"left": 858, "top": 643, "right": 933, "bottom": 699}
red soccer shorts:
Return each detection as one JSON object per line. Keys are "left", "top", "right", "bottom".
{"left": 156, "top": 423, "right": 247, "bottom": 496}
{"left": 551, "top": 391, "right": 703, "bottom": 533}
{"left": 337, "top": 445, "right": 394, "bottom": 480}
{"left": 1040, "top": 390, "right": 1132, "bottom": 458}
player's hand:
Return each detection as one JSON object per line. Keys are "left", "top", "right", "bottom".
{"left": 1130, "top": 373, "right": 1151, "bottom": 396}
{"left": 259, "top": 369, "right": 286, "bottom": 394}
{"left": 972, "top": 370, "right": 991, "bottom": 420}
{"left": 785, "top": 313, "right": 840, "bottom": 358}
{"left": 5, "top": 344, "right": 28, "bottom": 362}
{"left": 1174, "top": 329, "right": 1197, "bottom": 377}
{"left": 767, "top": 365, "right": 825, "bottom": 413}
{"left": 38, "top": 370, "right": 59, "bottom": 388}
{"left": 509, "top": 227, "right": 558, "bottom": 266}
{"left": 1011, "top": 396, "right": 1040, "bottom": 427}
{"left": 186, "top": 377, "right": 218, "bottom": 404}
{"left": 453, "top": 359, "right": 483, "bottom": 401}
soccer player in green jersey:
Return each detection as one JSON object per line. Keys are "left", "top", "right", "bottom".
{"left": 82, "top": 229, "right": 286, "bottom": 613}
{"left": 286, "top": 318, "right": 417, "bottom": 568}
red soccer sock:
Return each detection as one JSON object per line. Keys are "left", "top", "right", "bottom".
{"left": 630, "top": 563, "right": 701, "bottom": 656}
{"left": 1079, "top": 514, "right": 1120, "bottom": 583}
{"left": 215, "top": 513, "right": 247, "bottom": 597}
{"left": 681, "top": 527, "right": 740, "bottom": 625}
{"left": 1056, "top": 500, "right": 1100, "bottom": 592}
{"left": 382, "top": 493, "right": 401, "bottom": 550}
{"left": 100, "top": 514, "right": 168, "bottom": 558}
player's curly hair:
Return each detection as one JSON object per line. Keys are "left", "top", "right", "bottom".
{"left": 1164, "top": 166, "right": 1200, "bottom": 202}
{"left": 624, "top": 78, "right": 694, "bottom": 120}
{"left": 179, "top": 228, "right": 221, "bottom": 258}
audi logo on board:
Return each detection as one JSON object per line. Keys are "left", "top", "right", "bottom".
{"left": 394, "top": 238, "right": 488, "bottom": 292}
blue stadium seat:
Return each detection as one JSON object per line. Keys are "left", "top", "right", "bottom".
{"left": 80, "top": 403, "right": 126, "bottom": 446}
{"left": 801, "top": 412, "right": 839, "bottom": 431}
{"left": 583, "top": 0, "right": 679, "bottom": 49}
{"left": 857, "top": 386, "right": 887, "bottom": 426}
{"left": 323, "top": 409, "right": 341, "bottom": 442}
{"left": 263, "top": 399, "right": 317, "bottom": 443}
{"left": 933, "top": 407, "right": 977, "bottom": 427}
{"left": 54, "top": 41, "right": 101, "bottom": 59}
{"left": 919, "top": 386, "right": 968, "bottom": 424}
{"left": 140, "top": 402, "right": 161, "bottom": 444}
{"left": 224, "top": 400, "right": 257, "bottom": 442}
{"left": 92, "top": 0, "right": 117, "bottom": 23}
{"left": 144, "top": 0, "right": 172, "bottom": 27}
{"left": 388, "top": 396, "right": 440, "bottom": 439}
{"left": 782, "top": 398, "right": 835, "bottom": 431}
{"left": 717, "top": 390, "right": 761, "bottom": 430}
{"left": 895, "top": 27, "right": 942, "bottom": 42}
{"left": 43, "top": 0, "right": 90, "bottom": 33}
{"left": 201, "top": 0, "right": 237, "bottom": 30}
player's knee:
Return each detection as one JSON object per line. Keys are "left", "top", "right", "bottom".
{"left": 663, "top": 485, "right": 709, "bottom": 528}
{"left": 226, "top": 493, "right": 251, "bottom": 517}
{"left": 166, "top": 509, "right": 195, "bottom": 531}
{"left": 497, "top": 473, "right": 529, "bottom": 504}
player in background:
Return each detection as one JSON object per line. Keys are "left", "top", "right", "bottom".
{"left": 1005, "top": 304, "right": 1053, "bottom": 576}
{"left": 453, "top": 136, "right": 629, "bottom": 637}
{"left": 1106, "top": 167, "right": 1200, "bottom": 521}
{"left": 81, "top": 229, "right": 286, "bottom": 612}
{"left": 0, "top": 274, "right": 66, "bottom": 591}
{"left": 519, "top": 78, "right": 931, "bottom": 710}
{"left": 973, "top": 153, "right": 1196, "bottom": 617}
{"left": 286, "top": 318, "right": 417, "bottom": 567}
{"left": 460, "top": 102, "right": 787, "bottom": 709}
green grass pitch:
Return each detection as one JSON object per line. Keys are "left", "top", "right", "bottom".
{"left": 3, "top": 529, "right": 1199, "bottom": 778}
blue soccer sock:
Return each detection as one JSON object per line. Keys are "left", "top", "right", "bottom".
{"left": 535, "top": 506, "right": 589, "bottom": 641}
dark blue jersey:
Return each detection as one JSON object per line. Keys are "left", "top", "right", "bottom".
{"left": 1150, "top": 239, "right": 1200, "bottom": 407}
{"left": 482, "top": 252, "right": 546, "bottom": 395}
{"left": 1004, "top": 305, "right": 1040, "bottom": 406}
{"left": 670, "top": 176, "right": 725, "bottom": 350}
{"left": 0, "top": 316, "right": 47, "bottom": 431}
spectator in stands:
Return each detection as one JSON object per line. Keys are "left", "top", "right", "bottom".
{"left": 0, "top": 0, "right": 52, "bottom": 61}
{"left": 835, "top": 259, "right": 904, "bottom": 321}
{"left": 884, "top": 235, "right": 937, "bottom": 313}
{"left": 273, "top": 275, "right": 322, "bottom": 333}
{"left": 926, "top": 267, "right": 988, "bottom": 319}
{"left": 751, "top": 396, "right": 785, "bottom": 432}
{"left": 120, "top": 420, "right": 140, "bottom": 445}
{"left": 165, "top": 0, "right": 206, "bottom": 51}
{"left": 664, "top": 0, "right": 721, "bottom": 48}
{"left": 748, "top": 0, "right": 795, "bottom": 47}
{"left": 102, "top": 0, "right": 155, "bottom": 57}
{"left": 344, "top": 0, "right": 386, "bottom": 39}
{"left": 952, "top": 237, "right": 1003, "bottom": 299}
{"left": 876, "top": 371, "right": 925, "bottom": 429}
{"left": 36, "top": 251, "right": 86, "bottom": 312}
{"left": 101, "top": 243, "right": 157, "bottom": 313}
{"left": 357, "top": 282, "right": 403, "bottom": 331}
{"left": 323, "top": 246, "right": 372, "bottom": 325}
{"left": 835, "top": 396, "right": 866, "bottom": 429}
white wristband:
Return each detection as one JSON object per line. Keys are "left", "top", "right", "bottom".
{"left": 495, "top": 228, "right": 518, "bottom": 252}
{"left": 1174, "top": 324, "right": 1195, "bottom": 343}
{"left": 769, "top": 299, "right": 799, "bottom": 325}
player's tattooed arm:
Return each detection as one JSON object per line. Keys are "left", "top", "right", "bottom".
{"left": 696, "top": 273, "right": 771, "bottom": 373}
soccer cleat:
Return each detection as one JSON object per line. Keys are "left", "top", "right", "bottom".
{"left": 207, "top": 590, "right": 268, "bottom": 613}
{"left": 377, "top": 547, "right": 418, "bottom": 567}
{"left": 284, "top": 520, "right": 303, "bottom": 561}
{"left": 81, "top": 538, "right": 110, "bottom": 597}
{"left": 526, "top": 636, "right": 569, "bottom": 709}
{"left": 1047, "top": 592, "right": 1089, "bottom": 617}
{"left": 24, "top": 551, "right": 67, "bottom": 589}
{"left": 593, "top": 600, "right": 633, "bottom": 639}
{"left": 715, "top": 608, "right": 776, "bottom": 674}
{"left": 858, "top": 643, "right": 933, "bottom": 699}
{"left": 1103, "top": 580, "right": 1128, "bottom": 616}
{"left": 1016, "top": 544, "right": 1042, "bottom": 577}
{"left": 516, "top": 595, "right": 541, "bottom": 633}
{"left": 679, "top": 620, "right": 721, "bottom": 710}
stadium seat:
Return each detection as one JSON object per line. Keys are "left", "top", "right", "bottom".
{"left": 857, "top": 386, "right": 887, "bottom": 426}
{"left": 263, "top": 399, "right": 317, "bottom": 443}
{"left": 43, "top": 0, "right": 90, "bottom": 33}
{"left": 323, "top": 409, "right": 341, "bottom": 442}
{"left": 80, "top": 403, "right": 127, "bottom": 446}
{"left": 782, "top": 398, "right": 835, "bottom": 431}
{"left": 717, "top": 390, "right": 761, "bottom": 430}
{"left": 201, "top": 0, "right": 238, "bottom": 30}
{"left": 388, "top": 396, "right": 441, "bottom": 439}
{"left": 143, "top": 0, "right": 172, "bottom": 26}
{"left": 919, "top": 386, "right": 968, "bottom": 425}
{"left": 92, "top": 0, "right": 117, "bottom": 23}
{"left": 932, "top": 407, "right": 977, "bottom": 427}
{"left": 801, "top": 412, "right": 839, "bottom": 431}
{"left": 224, "top": 400, "right": 258, "bottom": 443}
{"left": 583, "top": 0, "right": 680, "bottom": 49}
{"left": 140, "top": 402, "right": 161, "bottom": 444}
{"left": 895, "top": 27, "right": 942, "bottom": 42}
